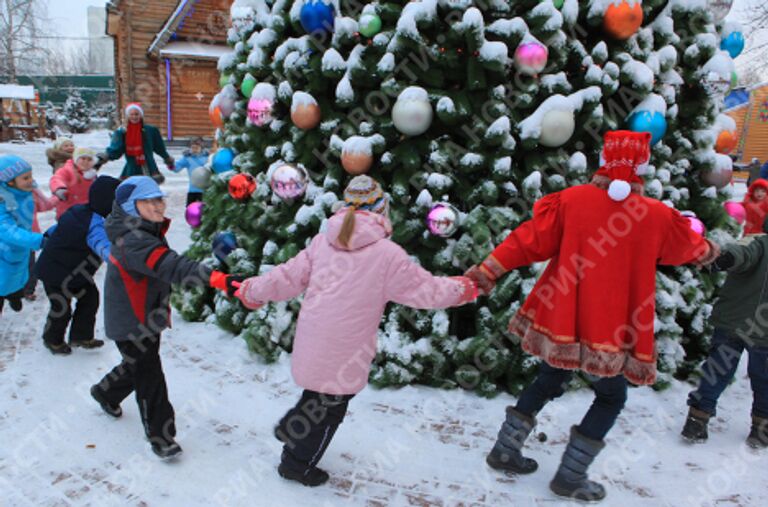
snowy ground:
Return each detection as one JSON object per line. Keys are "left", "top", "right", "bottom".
{"left": 0, "top": 132, "right": 764, "bottom": 506}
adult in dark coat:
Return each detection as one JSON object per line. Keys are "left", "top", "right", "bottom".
{"left": 97, "top": 103, "right": 174, "bottom": 183}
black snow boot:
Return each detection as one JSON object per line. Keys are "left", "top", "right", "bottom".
{"left": 44, "top": 341, "right": 72, "bottom": 355}
{"left": 150, "top": 437, "right": 183, "bottom": 460}
{"left": 681, "top": 407, "right": 710, "bottom": 443}
{"left": 90, "top": 385, "right": 122, "bottom": 418}
{"left": 550, "top": 426, "right": 607, "bottom": 502}
{"left": 71, "top": 339, "right": 105, "bottom": 349}
{"left": 747, "top": 416, "right": 768, "bottom": 449}
{"left": 486, "top": 406, "right": 539, "bottom": 474}
{"left": 278, "top": 461, "right": 329, "bottom": 487}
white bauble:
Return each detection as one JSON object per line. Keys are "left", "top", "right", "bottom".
{"left": 539, "top": 109, "right": 575, "bottom": 147}
{"left": 392, "top": 87, "right": 433, "bottom": 136}
{"left": 190, "top": 166, "right": 213, "bottom": 189}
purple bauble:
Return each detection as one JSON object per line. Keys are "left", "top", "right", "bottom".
{"left": 185, "top": 201, "right": 204, "bottom": 228}
{"left": 248, "top": 97, "right": 273, "bottom": 126}
{"left": 427, "top": 203, "right": 460, "bottom": 237}
{"left": 723, "top": 201, "right": 746, "bottom": 225}
{"left": 514, "top": 41, "right": 548, "bottom": 76}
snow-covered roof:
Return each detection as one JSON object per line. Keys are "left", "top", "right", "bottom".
{"left": 147, "top": 0, "right": 200, "bottom": 58}
{"left": 159, "top": 42, "right": 232, "bottom": 61}
{"left": 0, "top": 84, "right": 35, "bottom": 100}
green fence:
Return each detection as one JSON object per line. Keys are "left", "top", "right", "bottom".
{"left": 16, "top": 75, "right": 115, "bottom": 106}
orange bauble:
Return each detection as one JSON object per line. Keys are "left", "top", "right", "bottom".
{"left": 209, "top": 106, "right": 224, "bottom": 128}
{"left": 291, "top": 103, "right": 321, "bottom": 130}
{"left": 228, "top": 173, "right": 257, "bottom": 201}
{"left": 603, "top": 1, "right": 644, "bottom": 40}
{"left": 341, "top": 151, "right": 373, "bottom": 175}
{"left": 715, "top": 130, "right": 738, "bottom": 154}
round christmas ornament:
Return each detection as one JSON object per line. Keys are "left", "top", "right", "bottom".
{"left": 291, "top": 91, "right": 321, "bottom": 130}
{"left": 627, "top": 111, "right": 667, "bottom": 145}
{"left": 190, "top": 166, "right": 213, "bottom": 189}
{"left": 185, "top": 202, "right": 204, "bottom": 228}
{"left": 209, "top": 104, "right": 224, "bottom": 128}
{"left": 603, "top": 0, "right": 644, "bottom": 40}
{"left": 228, "top": 173, "right": 257, "bottom": 201}
{"left": 358, "top": 12, "right": 382, "bottom": 38}
{"left": 219, "top": 73, "right": 231, "bottom": 88}
{"left": 720, "top": 31, "right": 744, "bottom": 59}
{"left": 212, "top": 148, "right": 235, "bottom": 174}
{"left": 300, "top": 0, "right": 335, "bottom": 36}
{"left": 392, "top": 87, "right": 433, "bottom": 136}
{"left": 552, "top": 0, "right": 565, "bottom": 8}
{"left": 514, "top": 39, "right": 548, "bottom": 76}
{"left": 715, "top": 130, "right": 738, "bottom": 154}
{"left": 341, "top": 136, "right": 374, "bottom": 175}
{"left": 427, "top": 203, "right": 460, "bottom": 238}
{"left": 681, "top": 211, "right": 706, "bottom": 236}
{"left": 709, "top": 0, "right": 733, "bottom": 22}
{"left": 217, "top": 92, "right": 236, "bottom": 119}
{"left": 270, "top": 163, "right": 309, "bottom": 201}
{"left": 723, "top": 201, "right": 746, "bottom": 225}
{"left": 248, "top": 97, "right": 273, "bottom": 126}
{"left": 539, "top": 109, "right": 575, "bottom": 147}
{"left": 212, "top": 232, "right": 238, "bottom": 264}
{"left": 701, "top": 154, "right": 733, "bottom": 189}
{"left": 241, "top": 75, "right": 257, "bottom": 98}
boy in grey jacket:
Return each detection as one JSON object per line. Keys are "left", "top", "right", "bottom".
{"left": 681, "top": 222, "right": 768, "bottom": 449}
{"left": 90, "top": 176, "right": 242, "bottom": 459}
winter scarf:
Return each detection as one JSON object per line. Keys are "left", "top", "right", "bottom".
{"left": 125, "top": 122, "right": 146, "bottom": 166}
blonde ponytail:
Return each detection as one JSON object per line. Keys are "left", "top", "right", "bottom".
{"left": 337, "top": 207, "right": 356, "bottom": 248}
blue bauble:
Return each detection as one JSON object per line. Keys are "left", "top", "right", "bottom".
{"left": 300, "top": 0, "right": 335, "bottom": 35}
{"left": 212, "top": 148, "right": 235, "bottom": 174}
{"left": 720, "top": 31, "right": 745, "bottom": 59}
{"left": 212, "top": 231, "right": 238, "bottom": 264}
{"left": 628, "top": 111, "right": 667, "bottom": 146}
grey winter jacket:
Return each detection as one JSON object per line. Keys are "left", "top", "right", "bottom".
{"left": 103, "top": 203, "right": 211, "bottom": 341}
{"left": 710, "top": 234, "right": 768, "bottom": 347}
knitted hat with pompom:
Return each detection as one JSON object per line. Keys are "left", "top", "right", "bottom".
{"left": 343, "top": 175, "right": 389, "bottom": 215}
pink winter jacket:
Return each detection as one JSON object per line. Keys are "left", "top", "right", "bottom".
{"left": 50, "top": 159, "right": 93, "bottom": 219}
{"left": 32, "top": 188, "right": 57, "bottom": 233}
{"left": 238, "top": 210, "right": 477, "bottom": 395}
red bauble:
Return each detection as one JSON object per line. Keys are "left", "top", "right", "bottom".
{"left": 228, "top": 173, "right": 257, "bottom": 201}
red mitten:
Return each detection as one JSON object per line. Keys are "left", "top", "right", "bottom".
{"left": 234, "top": 279, "right": 264, "bottom": 310}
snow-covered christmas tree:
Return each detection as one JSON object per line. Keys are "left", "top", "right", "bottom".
{"left": 62, "top": 90, "right": 90, "bottom": 133}
{"left": 173, "top": 0, "right": 742, "bottom": 396}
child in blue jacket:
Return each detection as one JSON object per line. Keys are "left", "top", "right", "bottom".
{"left": 172, "top": 137, "right": 208, "bottom": 206}
{"left": 35, "top": 176, "right": 120, "bottom": 354}
{"left": 0, "top": 155, "right": 44, "bottom": 314}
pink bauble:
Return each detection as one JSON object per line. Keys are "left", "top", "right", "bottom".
{"left": 427, "top": 203, "right": 460, "bottom": 237}
{"left": 514, "top": 41, "right": 548, "bottom": 76}
{"left": 248, "top": 98, "right": 273, "bottom": 126}
{"left": 723, "top": 201, "right": 746, "bottom": 225}
{"left": 185, "top": 202, "right": 204, "bottom": 228}
{"left": 681, "top": 211, "right": 706, "bottom": 236}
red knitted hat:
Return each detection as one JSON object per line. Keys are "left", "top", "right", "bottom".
{"left": 594, "top": 130, "right": 652, "bottom": 201}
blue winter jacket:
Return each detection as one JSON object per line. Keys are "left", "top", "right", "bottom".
{"left": 173, "top": 151, "right": 209, "bottom": 193}
{"left": 760, "top": 163, "right": 768, "bottom": 181}
{"left": 0, "top": 184, "right": 43, "bottom": 296}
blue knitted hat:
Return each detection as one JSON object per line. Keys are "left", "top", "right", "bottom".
{"left": 0, "top": 155, "right": 33, "bottom": 183}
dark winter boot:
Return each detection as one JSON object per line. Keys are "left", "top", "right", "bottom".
{"left": 486, "top": 407, "right": 539, "bottom": 474}
{"left": 71, "top": 339, "right": 105, "bottom": 349}
{"left": 150, "top": 437, "right": 183, "bottom": 460}
{"left": 44, "top": 341, "right": 72, "bottom": 355}
{"left": 90, "top": 385, "right": 122, "bottom": 418}
{"left": 549, "top": 426, "right": 607, "bottom": 502}
{"left": 681, "top": 407, "right": 710, "bottom": 443}
{"left": 278, "top": 461, "right": 329, "bottom": 487}
{"left": 747, "top": 416, "right": 768, "bottom": 449}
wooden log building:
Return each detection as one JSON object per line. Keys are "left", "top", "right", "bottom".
{"left": 106, "top": 0, "right": 233, "bottom": 141}
{"left": 0, "top": 84, "right": 48, "bottom": 142}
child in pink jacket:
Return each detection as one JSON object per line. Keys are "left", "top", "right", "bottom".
{"left": 236, "top": 176, "right": 477, "bottom": 487}
{"left": 50, "top": 147, "right": 99, "bottom": 219}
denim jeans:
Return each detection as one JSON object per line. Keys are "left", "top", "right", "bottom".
{"left": 688, "top": 328, "right": 768, "bottom": 418}
{"left": 516, "top": 362, "right": 628, "bottom": 441}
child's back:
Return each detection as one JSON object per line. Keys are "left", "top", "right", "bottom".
{"left": 240, "top": 209, "right": 475, "bottom": 395}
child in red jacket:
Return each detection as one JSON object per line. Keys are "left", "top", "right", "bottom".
{"left": 742, "top": 179, "right": 768, "bottom": 235}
